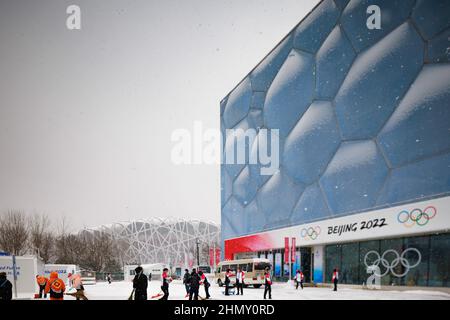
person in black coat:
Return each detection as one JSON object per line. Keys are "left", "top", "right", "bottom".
{"left": 0, "top": 272, "right": 13, "bottom": 300}
{"left": 183, "top": 269, "right": 191, "bottom": 296}
{"left": 133, "top": 266, "right": 148, "bottom": 300}
{"left": 188, "top": 268, "right": 200, "bottom": 300}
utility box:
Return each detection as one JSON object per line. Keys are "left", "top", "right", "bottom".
{"left": 44, "top": 264, "right": 78, "bottom": 286}
{"left": 0, "top": 255, "right": 44, "bottom": 299}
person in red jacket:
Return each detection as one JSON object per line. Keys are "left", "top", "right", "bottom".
{"left": 295, "top": 270, "right": 304, "bottom": 290}
{"left": 198, "top": 270, "right": 211, "bottom": 299}
{"left": 45, "top": 271, "right": 66, "bottom": 300}
{"left": 224, "top": 268, "right": 234, "bottom": 296}
{"left": 263, "top": 267, "right": 272, "bottom": 300}
{"left": 36, "top": 275, "right": 48, "bottom": 298}
{"left": 236, "top": 267, "right": 245, "bottom": 296}
{"left": 332, "top": 268, "right": 339, "bottom": 291}
{"left": 159, "top": 268, "right": 172, "bottom": 300}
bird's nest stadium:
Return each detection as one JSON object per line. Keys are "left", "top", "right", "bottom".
{"left": 83, "top": 218, "right": 220, "bottom": 267}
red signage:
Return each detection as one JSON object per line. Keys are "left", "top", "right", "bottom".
{"left": 209, "top": 248, "right": 221, "bottom": 266}
{"left": 291, "top": 237, "right": 296, "bottom": 263}
{"left": 284, "top": 237, "right": 289, "bottom": 264}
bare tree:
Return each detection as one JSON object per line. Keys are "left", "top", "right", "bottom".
{"left": 78, "top": 230, "right": 120, "bottom": 272}
{"left": 28, "top": 214, "right": 54, "bottom": 262}
{"left": 0, "top": 210, "right": 29, "bottom": 255}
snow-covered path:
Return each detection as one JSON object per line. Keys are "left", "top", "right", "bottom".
{"left": 65, "top": 280, "right": 450, "bottom": 300}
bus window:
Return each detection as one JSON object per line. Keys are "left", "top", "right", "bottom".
{"left": 255, "top": 262, "right": 271, "bottom": 270}
{"left": 239, "top": 264, "right": 250, "bottom": 272}
{"left": 229, "top": 265, "right": 237, "bottom": 272}
{"left": 216, "top": 267, "right": 221, "bottom": 273}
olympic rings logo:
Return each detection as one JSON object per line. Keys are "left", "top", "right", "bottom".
{"left": 397, "top": 206, "right": 437, "bottom": 227}
{"left": 300, "top": 226, "right": 321, "bottom": 240}
{"left": 364, "top": 248, "right": 421, "bottom": 278}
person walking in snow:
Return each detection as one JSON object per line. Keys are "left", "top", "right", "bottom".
{"left": 198, "top": 270, "right": 211, "bottom": 299}
{"left": 263, "top": 267, "right": 272, "bottom": 300}
{"left": 159, "top": 268, "right": 172, "bottom": 300}
{"left": 236, "top": 267, "right": 245, "bottom": 295}
{"left": 332, "top": 268, "right": 339, "bottom": 291}
{"left": 106, "top": 273, "right": 112, "bottom": 284}
{"left": 189, "top": 268, "right": 200, "bottom": 300}
{"left": 183, "top": 269, "right": 191, "bottom": 297}
{"left": 133, "top": 266, "right": 148, "bottom": 300}
{"left": 295, "top": 270, "right": 304, "bottom": 290}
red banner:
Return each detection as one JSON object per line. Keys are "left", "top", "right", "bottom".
{"left": 209, "top": 248, "right": 221, "bottom": 266}
{"left": 291, "top": 237, "right": 296, "bottom": 263}
{"left": 284, "top": 237, "right": 289, "bottom": 264}
{"left": 209, "top": 248, "right": 214, "bottom": 266}
{"left": 216, "top": 248, "right": 221, "bottom": 265}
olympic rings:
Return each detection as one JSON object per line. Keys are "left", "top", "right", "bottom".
{"left": 364, "top": 248, "right": 422, "bottom": 278}
{"left": 300, "top": 226, "right": 321, "bottom": 240}
{"left": 397, "top": 206, "right": 437, "bottom": 227}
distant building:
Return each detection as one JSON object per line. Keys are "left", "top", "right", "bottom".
{"left": 84, "top": 217, "right": 220, "bottom": 268}
{"left": 221, "top": 0, "right": 450, "bottom": 288}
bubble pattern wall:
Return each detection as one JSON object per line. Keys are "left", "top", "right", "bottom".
{"left": 221, "top": 0, "right": 450, "bottom": 241}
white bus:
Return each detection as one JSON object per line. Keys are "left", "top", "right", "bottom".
{"left": 214, "top": 258, "right": 272, "bottom": 288}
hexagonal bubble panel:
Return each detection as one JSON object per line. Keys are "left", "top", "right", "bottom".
{"left": 222, "top": 196, "right": 247, "bottom": 237}
{"left": 233, "top": 165, "right": 259, "bottom": 207}
{"left": 376, "top": 152, "right": 450, "bottom": 207}
{"left": 411, "top": 0, "right": 450, "bottom": 40}
{"left": 247, "top": 109, "right": 264, "bottom": 130}
{"left": 250, "top": 34, "right": 293, "bottom": 92}
{"left": 290, "top": 183, "right": 333, "bottom": 225}
{"left": 256, "top": 169, "right": 305, "bottom": 226}
{"left": 221, "top": 207, "right": 239, "bottom": 240}
{"left": 223, "top": 77, "right": 252, "bottom": 128}
{"left": 378, "top": 64, "right": 450, "bottom": 168}
{"left": 334, "top": 0, "right": 350, "bottom": 10}
{"left": 249, "top": 128, "right": 282, "bottom": 187}
{"left": 335, "top": 22, "right": 424, "bottom": 140}
{"left": 221, "top": 166, "right": 233, "bottom": 208}
{"left": 316, "top": 26, "right": 357, "bottom": 99}
{"left": 340, "top": 0, "right": 415, "bottom": 52}
{"left": 244, "top": 200, "right": 266, "bottom": 234}
{"left": 251, "top": 91, "right": 266, "bottom": 109}
{"left": 283, "top": 101, "right": 341, "bottom": 184}
{"left": 293, "top": 0, "right": 340, "bottom": 53}
{"left": 319, "top": 140, "right": 389, "bottom": 215}
{"left": 427, "top": 28, "right": 450, "bottom": 63}
{"left": 223, "top": 118, "right": 253, "bottom": 179}
{"left": 264, "top": 49, "right": 314, "bottom": 137}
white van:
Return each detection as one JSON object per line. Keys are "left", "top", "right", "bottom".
{"left": 214, "top": 258, "right": 272, "bottom": 288}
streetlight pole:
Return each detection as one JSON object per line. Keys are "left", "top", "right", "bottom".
{"left": 196, "top": 238, "right": 200, "bottom": 268}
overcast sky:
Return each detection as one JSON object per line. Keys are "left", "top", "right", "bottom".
{"left": 0, "top": 0, "right": 318, "bottom": 231}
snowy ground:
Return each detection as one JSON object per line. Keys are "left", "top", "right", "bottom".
{"left": 62, "top": 280, "right": 450, "bottom": 300}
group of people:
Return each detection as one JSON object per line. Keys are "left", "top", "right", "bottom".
{"left": 0, "top": 271, "right": 87, "bottom": 301}
{"left": 35, "top": 272, "right": 88, "bottom": 300}
{"left": 132, "top": 266, "right": 212, "bottom": 301}
{"left": 223, "top": 266, "right": 272, "bottom": 299}
{"left": 131, "top": 266, "right": 175, "bottom": 300}
{"left": 182, "top": 268, "right": 210, "bottom": 300}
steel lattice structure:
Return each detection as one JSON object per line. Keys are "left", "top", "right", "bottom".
{"left": 84, "top": 218, "right": 220, "bottom": 267}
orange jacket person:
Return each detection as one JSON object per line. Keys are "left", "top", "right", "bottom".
{"left": 45, "top": 272, "right": 66, "bottom": 300}
{"left": 36, "top": 275, "right": 48, "bottom": 298}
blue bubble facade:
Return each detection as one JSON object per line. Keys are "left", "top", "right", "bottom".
{"left": 221, "top": 0, "right": 450, "bottom": 242}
